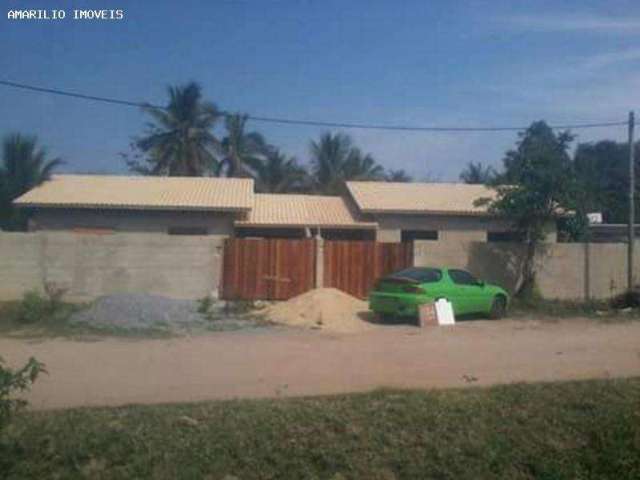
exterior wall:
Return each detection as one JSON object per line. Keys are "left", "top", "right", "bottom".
{"left": 29, "top": 208, "right": 236, "bottom": 235}
{"left": 374, "top": 213, "right": 557, "bottom": 243}
{"left": 414, "top": 239, "right": 637, "bottom": 300}
{"left": 0, "top": 232, "right": 225, "bottom": 301}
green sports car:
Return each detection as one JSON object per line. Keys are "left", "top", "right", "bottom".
{"left": 369, "top": 267, "right": 509, "bottom": 319}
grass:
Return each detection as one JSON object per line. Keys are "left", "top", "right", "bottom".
{"left": 0, "top": 301, "right": 175, "bottom": 340}
{"left": 0, "top": 298, "right": 271, "bottom": 340}
{"left": 510, "top": 296, "right": 640, "bottom": 320}
{"left": 2, "top": 378, "right": 640, "bottom": 479}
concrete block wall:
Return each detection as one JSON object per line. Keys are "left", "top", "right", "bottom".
{"left": 0, "top": 232, "right": 225, "bottom": 301}
{"left": 414, "top": 239, "right": 639, "bottom": 300}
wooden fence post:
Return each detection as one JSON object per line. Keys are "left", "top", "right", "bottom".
{"left": 315, "top": 236, "right": 324, "bottom": 288}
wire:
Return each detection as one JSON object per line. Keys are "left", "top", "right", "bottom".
{"left": 0, "top": 79, "right": 629, "bottom": 132}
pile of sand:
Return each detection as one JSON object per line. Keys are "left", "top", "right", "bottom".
{"left": 264, "top": 288, "right": 375, "bottom": 333}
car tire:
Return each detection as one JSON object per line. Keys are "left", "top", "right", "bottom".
{"left": 375, "top": 313, "right": 394, "bottom": 323}
{"left": 489, "top": 295, "right": 507, "bottom": 320}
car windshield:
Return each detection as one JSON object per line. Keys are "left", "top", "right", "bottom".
{"left": 388, "top": 268, "right": 442, "bottom": 283}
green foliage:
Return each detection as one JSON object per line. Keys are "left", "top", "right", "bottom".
{"left": 0, "top": 133, "right": 63, "bottom": 231}
{"left": 14, "top": 284, "right": 70, "bottom": 324}
{"left": 252, "top": 148, "right": 310, "bottom": 193}
{"left": 478, "top": 121, "right": 576, "bottom": 296}
{"left": 310, "top": 132, "right": 385, "bottom": 194}
{"left": 573, "top": 140, "right": 640, "bottom": 224}
{"left": 220, "top": 113, "right": 269, "bottom": 178}
{"left": 196, "top": 295, "right": 214, "bottom": 315}
{"left": 125, "top": 82, "right": 223, "bottom": 176}
{"left": 0, "top": 356, "right": 45, "bottom": 432}
{"left": 385, "top": 169, "right": 412, "bottom": 182}
{"left": 16, "top": 291, "right": 50, "bottom": 324}
{"left": 459, "top": 161, "right": 495, "bottom": 184}
{"left": 196, "top": 295, "right": 218, "bottom": 322}
{"left": 2, "top": 379, "right": 640, "bottom": 478}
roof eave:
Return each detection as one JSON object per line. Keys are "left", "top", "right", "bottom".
{"left": 362, "top": 209, "right": 493, "bottom": 217}
{"left": 13, "top": 202, "right": 251, "bottom": 213}
{"left": 234, "top": 221, "right": 378, "bottom": 230}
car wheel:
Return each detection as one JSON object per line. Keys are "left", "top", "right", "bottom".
{"left": 375, "top": 313, "right": 394, "bottom": 323}
{"left": 489, "top": 296, "right": 507, "bottom": 320}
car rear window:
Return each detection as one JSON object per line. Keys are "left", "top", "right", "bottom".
{"left": 389, "top": 268, "right": 442, "bottom": 283}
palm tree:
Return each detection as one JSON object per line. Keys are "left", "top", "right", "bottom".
{"left": 253, "top": 149, "right": 309, "bottom": 193}
{"left": 220, "top": 114, "right": 269, "bottom": 178}
{"left": 459, "top": 161, "right": 495, "bottom": 184}
{"left": 309, "top": 132, "right": 384, "bottom": 194}
{"left": 0, "top": 133, "right": 63, "bottom": 230}
{"left": 127, "top": 82, "right": 222, "bottom": 176}
{"left": 343, "top": 148, "right": 385, "bottom": 181}
{"left": 385, "top": 169, "right": 412, "bottom": 182}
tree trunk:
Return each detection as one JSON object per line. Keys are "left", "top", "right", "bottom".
{"left": 515, "top": 238, "right": 537, "bottom": 298}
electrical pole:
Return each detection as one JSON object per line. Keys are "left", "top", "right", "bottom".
{"left": 628, "top": 110, "right": 635, "bottom": 292}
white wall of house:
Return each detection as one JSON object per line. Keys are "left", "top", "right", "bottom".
{"left": 373, "top": 213, "right": 533, "bottom": 243}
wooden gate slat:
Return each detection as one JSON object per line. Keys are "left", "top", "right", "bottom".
{"left": 221, "top": 238, "right": 316, "bottom": 301}
{"left": 323, "top": 240, "right": 413, "bottom": 299}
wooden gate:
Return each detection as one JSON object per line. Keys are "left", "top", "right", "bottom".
{"left": 324, "top": 241, "right": 413, "bottom": 299}
{"left": 221, "top": 238, "right": 316, "bottom": 300}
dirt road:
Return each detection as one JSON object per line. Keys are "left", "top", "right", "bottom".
{"left": 2, "top": 318, "right": 640, "bottom": 410}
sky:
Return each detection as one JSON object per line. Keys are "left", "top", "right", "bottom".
{"left": 2, "top": 0, "right": 640, "bottom": 180}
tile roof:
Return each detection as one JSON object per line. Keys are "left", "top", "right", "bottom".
{"left": 13, "top": 175, "right": 254, "bottom": 211}
{"left": 235, "top": 194, "right": 377, "bottom": 229}
{"left": 346, "top": 181, "right": 497, "bottom": 215}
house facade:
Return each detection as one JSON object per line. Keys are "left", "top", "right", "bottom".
{"left": 14, "top": 174, "right": 551, "bottom": 243}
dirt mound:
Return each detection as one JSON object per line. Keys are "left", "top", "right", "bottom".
{"left": 264, "top": 288, "right": 375, "bottom": 333}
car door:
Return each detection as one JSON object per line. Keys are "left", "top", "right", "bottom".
{"left": 447, "top": 269, "right": 484, "bottom": 314}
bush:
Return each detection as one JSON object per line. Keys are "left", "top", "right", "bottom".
{"left": 197, "top": 295, "right": 214, "bottom": 315}
{"left": 16, "top": 291, "right": 51, "bottom": 324}
{"left": 15, "top": 283, "right": 71, "bottom": 324}
{"left": 610, "top": 290, "right": 640, "bottom": 309}
{"left": 0, "top": 356, "right": 45, "bottom": 432}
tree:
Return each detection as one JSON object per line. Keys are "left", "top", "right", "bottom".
{"left": 310, "top": 132, "right": 384, "bottom": 194}
{"left": 385, "top": 169, "right": 412, "bottom": 182}
{"left": 343, "top": 148, "right": 385, "bottom": 181}
{"left": 459, "top": 161, "right": 495, "bottom": 184}
{"left": 477, "top": 121, "right": 576, "bottom": 297}
{"left": 125, "top": 82, "right": 222, "bottom": 176}
{"left": 572, "top": 140, "right": 640, "bottom": 224}
{"left": 220, "top": 113, "right": 269, "bottom": 178}
{"left": 253, "top": 149, "right": 309, "bottom": 193}
{"left": 0, "top": 134, "right": 63, "bottom": 231}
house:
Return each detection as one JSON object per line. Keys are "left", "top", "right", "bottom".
{"left": 13, "top": 175, "right": 253, "bottom": 235}
{"left": 13, "top": 174, "right": 545, "bottom": 242}
{"left": 344, "top": 181, "right": 529, "bottom": 243}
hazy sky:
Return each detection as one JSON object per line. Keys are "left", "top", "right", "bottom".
{"left": 2, "top": 0, "right": 639, "bottom": 180}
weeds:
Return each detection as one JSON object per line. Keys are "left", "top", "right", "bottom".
{"left": 1, "top": 378, "right": 639, "bottom": 479}
{"left": 0, "top": 356, "right": 45, "bottom": 431}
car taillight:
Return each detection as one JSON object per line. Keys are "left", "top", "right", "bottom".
{"left": 403, "top": 285, "right": 426, "bottom": 294}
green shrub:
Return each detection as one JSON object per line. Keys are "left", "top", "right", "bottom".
{"left": 15, "top": 283, "right": 72, "bottom": 324}
{"left": 0, "top": 356, "right": 45, "bottom": 432}
{"left": 197, "top": 295, "right": 214, "bottom": 315}
{"left": 16, "top": 291, "right": 51, "bottom": 324}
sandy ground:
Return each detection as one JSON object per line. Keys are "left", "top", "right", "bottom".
{"left": 2, "top": 318, "right": 640, "bottom": 410}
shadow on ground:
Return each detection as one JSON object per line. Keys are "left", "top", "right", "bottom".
{"left": 358, "top": 310, "right": 495, "bottom": 327}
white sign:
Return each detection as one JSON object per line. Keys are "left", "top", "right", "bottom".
{"left": 587, "top": 212, "right": 603, "bottom": 224}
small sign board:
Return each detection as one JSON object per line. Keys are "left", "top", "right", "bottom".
{"left": 418, "top": 303, "right": 438, "bottom": 327}
{"left": 587, "top": 212, "right": 603, "bottom": 224}
{"left": 418, "top": 300, "right": 456, "bottom": 327}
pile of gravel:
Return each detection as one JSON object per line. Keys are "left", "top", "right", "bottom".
{"left": 70, "top": 293, "right": 266, "bottom": 332}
